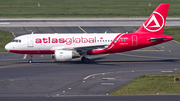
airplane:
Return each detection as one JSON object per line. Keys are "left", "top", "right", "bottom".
{"left": 5, "top": 4, "right": 173, "bottom": 64}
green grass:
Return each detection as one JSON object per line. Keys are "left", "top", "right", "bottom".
{"left": 0, "top": 30, "right": 14, "bottom": 52}
{"left": 0, "top": 0, "right": 179, "bottom": 18}
{"left": 111, "top": 73, "right": 180, "bottom": 95}
{"left": 164, "top": 28, "right": 180, "bottom": 42}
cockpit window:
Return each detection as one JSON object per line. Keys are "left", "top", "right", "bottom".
{"left": 12, "top": 39, "right": 21, "bottom": 43}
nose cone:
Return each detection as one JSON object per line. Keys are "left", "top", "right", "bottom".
{"left": 5, "top": 43, "right": 11, "bottom": 52}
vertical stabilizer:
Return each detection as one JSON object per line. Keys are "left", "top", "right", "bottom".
{"left": 135, "top": 4, "right": 169, "bottom": 35}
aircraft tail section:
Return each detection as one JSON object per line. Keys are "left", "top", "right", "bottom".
{"left": 135, "top": 4, "right": 170, "bottom": 35}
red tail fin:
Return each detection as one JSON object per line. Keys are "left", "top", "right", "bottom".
{"left": 135, "top": 4, "right": 169, "bottom": 35}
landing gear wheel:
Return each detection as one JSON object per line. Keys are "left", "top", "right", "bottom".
{"left": 28, "top": 60, "right": 33, "bottom": 63}
{"left": 51, "top": 54, "right": 55, "bottom": 59}
{"left": 28, "top": 54, "right": 33, "bottom": 63}
{"left": 81, "top": 57, "right": 90, "bottom": 64}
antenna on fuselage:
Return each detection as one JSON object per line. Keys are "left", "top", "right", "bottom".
{"left": 31, "top": 32, "right": 34, "bottom": 34}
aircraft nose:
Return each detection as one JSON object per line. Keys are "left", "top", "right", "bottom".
{"left": 5, "top": 43, "right": 11, "bottom": 51}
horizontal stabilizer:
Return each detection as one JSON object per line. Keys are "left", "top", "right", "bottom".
{"left": 148, "top": 37, "right": 172, "bottom": 42}
{"left": 148, "top": 37, "right": 172, "bottom": 40}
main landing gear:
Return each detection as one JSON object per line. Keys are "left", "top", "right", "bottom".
{"left": 81, "top": 56, "right": 90, "bottom": 64}
{"left": 28, "top": 54, "right": 33, "bottom": 63}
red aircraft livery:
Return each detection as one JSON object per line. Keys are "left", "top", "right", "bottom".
{"left": 5, "top": 4, "right": 173, "bottom": 64}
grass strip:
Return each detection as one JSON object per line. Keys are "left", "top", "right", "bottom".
{"left": 164, "top": 28, "right": 180, "bottom": 43}
{"left": 111, "top": 73, "right": 180, "bottom": 95}
{"left": 0, "top": 0, "right": 179, "bottom": 18}
{"left": 0, "top": 30, "right": 14, "bottom": 52}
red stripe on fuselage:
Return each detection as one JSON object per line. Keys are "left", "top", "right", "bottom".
{"left": 88, "top": 34, "right": 124, "bottom": 55}
{"left": 10, "top": 50, "right": 54, "bottom": 54}
{"left": 105, "top": 34, "right": 122, "bottom": 51}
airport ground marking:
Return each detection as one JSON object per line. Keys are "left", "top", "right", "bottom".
{"left": 83, "top": 69, "right": 178, "bottom": 80}
{"left": 0, "top": 22, "right": 10, "bottom": 24}
{"left": 83, "top": 72, "right": 114, "bottom": 80}
{"left": 88, "top": 54, "right": 109, "bottom": 59}
{"left": 0, "top": 63, "right": 40, "bottom": 69}
{"left": 161, "top": 71, "right": 173, "bottom": 72}
{"left": 173, "top": 40, "right": 180, "bottom": 45}
{"left": 23, "top": 54, "right": 27, "bottom": 59}
{"left": 98, "top": 61, "right": 170, "bottom": 64}
{"left": 9, "top": 79, "right": 14, "bottom": 81}
{"left": 102, "top": 78, "right": 115, "bottom": 80}
{"left": 77, "top": 25, "right": 87, "bottom": 34}
{"left": 116, "top": 53, "right": 180, "bottom": 59}
{"left": 101, "top": 83, "right": 114, "bottom": 86}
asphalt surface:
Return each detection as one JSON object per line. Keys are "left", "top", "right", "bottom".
{"left": 0, "top": 95, "right": 180, "bottom": 101}
{"left": 0, "top": 26, "right": 180, "bottom": 37}
{"left": 0, "top": 24, "right": 180, "bottom": 100}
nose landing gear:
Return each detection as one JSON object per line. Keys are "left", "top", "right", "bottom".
{"left": 28, "top": 54, "right": 33, "bottom": 63}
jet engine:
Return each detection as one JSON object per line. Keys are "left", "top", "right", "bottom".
{"left": 54, "top": 50, "right": 80, "bottom": 61}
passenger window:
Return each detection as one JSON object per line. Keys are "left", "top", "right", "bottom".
{"left": 19, "top": 40, "right": 21, "bottom": 43}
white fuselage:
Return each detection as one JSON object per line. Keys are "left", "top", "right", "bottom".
{"left": 5, "top": 33, "right": 120, "bottom": 52}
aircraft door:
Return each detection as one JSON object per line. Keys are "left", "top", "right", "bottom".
{"left": 132, "top": 35, "right": 137, "bottom": 46}
{"left": 27, "top": 36, "right": 33, "bottom": 47}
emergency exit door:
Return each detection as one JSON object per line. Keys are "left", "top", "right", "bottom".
{"left": 27, "top": 36, "right": 33, "bottom": 47}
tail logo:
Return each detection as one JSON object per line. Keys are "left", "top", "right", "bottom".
{"left": 143, "top": 11, "right": 164, "bottom": 32}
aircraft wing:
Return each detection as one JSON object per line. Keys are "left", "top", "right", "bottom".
{"left": 72, "top": 44, "right": 107, "bottom": 50}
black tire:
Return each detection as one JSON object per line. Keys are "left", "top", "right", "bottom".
{"left": 28, "top": 60, "right": 32, "bottom": 63}
{"left": 51, "top": 55, "right": 55, "bottom": 59}
{"left": 81, "top": 57, "right": 90, "bottom": 64}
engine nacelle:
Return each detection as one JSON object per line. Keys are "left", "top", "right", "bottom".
{"left": 54, "top": 50, "right": 79, "bottom": 61}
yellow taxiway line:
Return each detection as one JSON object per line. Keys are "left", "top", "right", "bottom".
{"left": 77, "top": 25, "right": 88, "bottom": 34}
